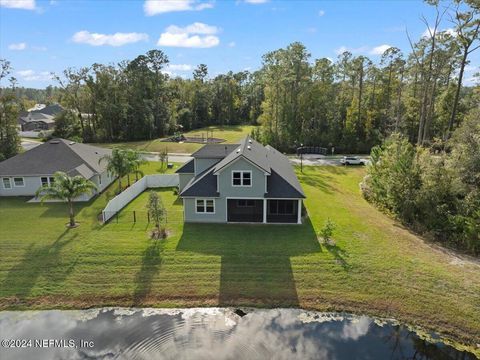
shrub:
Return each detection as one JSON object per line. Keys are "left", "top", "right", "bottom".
{"left": 319, "top": 218, "right": 336, "bottom": 242}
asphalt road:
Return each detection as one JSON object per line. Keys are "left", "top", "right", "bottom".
{"left": 20, "top": 141, "right": 367, "bottom": 166}
{"left": 21, "top": 139, "right": 42, "bottom": 151}
{"left": 289, "top": 154, "right": 370, "bottom": 166}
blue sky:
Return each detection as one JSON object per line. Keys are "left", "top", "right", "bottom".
{"left": 0, "top": 0, "right": 478, "bottom": 88}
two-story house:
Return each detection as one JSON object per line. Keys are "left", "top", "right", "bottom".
{"left": 176, "top": 136, "right": 305, "bottom": 224}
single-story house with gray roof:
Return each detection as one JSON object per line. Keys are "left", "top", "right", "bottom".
{"left": 0, "top": 138, "right": 115, "bottom": 201}
{"left": 18, "top": 103, "right": 64, "bottom": 131}
{"left": 176, "top": 136, "right": 305, "bottom": 224}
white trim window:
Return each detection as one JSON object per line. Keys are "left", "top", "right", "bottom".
{"left": 232, "top": 171, "right": 252, "bottom": 187}
{"left": 41, "top": 177, "right": 55, "bottom": 187}
{"left": 2, "top": 177, "right": 12, "bottom": 189}
{"left": 196, "top": 199, "right": 215, "bottom": 214}
{"left": 13, "top": 177, "right": 25, "bottom": 187}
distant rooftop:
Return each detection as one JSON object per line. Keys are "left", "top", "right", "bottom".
{"left": 0, "top": 139, "right": 111, "bottom": 178}
{"left": 191, "top": 144, "right": 239, "bottom": 159}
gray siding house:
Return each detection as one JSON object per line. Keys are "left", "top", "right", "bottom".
{"left": 0, "top": 139, "right": 115, "bottom": 201}
{"left": 176, "top": 136, "right": 305, "bottom": 224}
{"left": 18, "top": 104, "right": 64, "bottom": 131}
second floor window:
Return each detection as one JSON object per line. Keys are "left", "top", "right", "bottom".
{"left": 232, "top": 171, "right": 251, "bottom": 186}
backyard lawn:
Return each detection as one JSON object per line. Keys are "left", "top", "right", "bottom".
{"left": 92, "top": 125, "right": 256, "bottom": 154}
{"left": 0, "top": 166, "right": 479, "bottom": 354}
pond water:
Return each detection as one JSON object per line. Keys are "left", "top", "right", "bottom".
{"left": 0, "top": 308, "right": 477, "bottom": 360}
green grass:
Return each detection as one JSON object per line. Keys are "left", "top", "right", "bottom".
{"left": 0, "top": 165, "right": 479, "bottom": 354}
{"left": 92, "top": 125, "right": 256, "bottom": 154}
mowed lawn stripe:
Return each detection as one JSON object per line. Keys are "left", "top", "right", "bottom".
{"left": 0, "top": 165, "right": 479, "bottom": 353}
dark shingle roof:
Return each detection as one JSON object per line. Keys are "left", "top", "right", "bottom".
{"left": 20, "top": 112, "right": 55, "bottom": 124}
{"left": 265, "top": 144, "right": 305, "bottom": 198}
{"left": 191, "top": 144, "right": 239, "bottom": 159}
{"left": 213, "top": 136, "right": 271, "bottom": 174}
{"left": 31, "top": 104, "right": 64, "bottom": 116}
{"left": 180, "top": 136, "right": 305, "bottom": 199}
{"left": 180, "top": 166, "right": 219, "bottom": 197}
{"left": 0, "top": 139, "right": 111, "bottom": 178}
{"left": 175, "top": 159, "right": 195, "bottom": 173}
{"left": 266, "top": 170, "right": 305, "bottom": 198}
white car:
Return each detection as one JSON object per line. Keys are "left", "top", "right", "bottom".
{"left": 340, "top": 156, "right": 366, "bottom": 165}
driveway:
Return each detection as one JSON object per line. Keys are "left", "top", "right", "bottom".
{"left": 21, "top": 139, "right": 42, "bottom": 151}
{"left": 140, "top": 152, "right": 193, "bottom": 163}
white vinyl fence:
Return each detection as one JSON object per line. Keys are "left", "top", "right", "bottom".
{"left": 102, "top": 174, "right": 178, "bottom": 223}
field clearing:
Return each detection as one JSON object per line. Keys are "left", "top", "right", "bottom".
{"left": 92, "top": 125, "right": 256, "bottom": 154}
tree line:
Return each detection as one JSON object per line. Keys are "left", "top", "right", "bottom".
{"left": 1, "top": 0, "right": 478, "bottom": 159}
{"left": 362, "top": 107, "right": 480, "bottom": 255}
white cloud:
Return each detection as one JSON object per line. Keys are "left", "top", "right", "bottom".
{"left": 167, "top": 22, "right": 218, "bottom": 35}
{"left": 244, "top": 0, "right": 269, "bottom": 3}
{"left": 443, "top": 28, "right": 457, "bottom": 37}
{"left": 335, "top": 44, "right": 393, "bottom": 56}
{"left": 166, "top": 64, "right": 193, "bottom": 71}
{"left": 370, "top": 44, "right": 391, "bottom": 55}
{"left": 341, "top": 317, "right": 371, "bottom": 341}
{"left": 157, "top": 22, "right": 220, "bottom": 48}
{"left": 144, "top": 0, "right": 213, "bottom": 16}
{"left": 228, "top": 41, "right": 236, "bottom": 47}
{"left": 422, "top": 26, "right": 457, "bottom": 38}
{"left": 8, "top": 42, "right": 27, "bottom": 50}
{"left": 334, "top": 45, "right": 369, "bottom": 55}
{"left": 318, "top": 9, "right": 325, "bottom": 16}
{"left": 72, "top": 31, "right": 149, "bottom": 47}
{"left": 0, "top": 0, "right": 35, "bottom": 10}
{"left": 17, "top": 69, "right": 53, "bottom": 81}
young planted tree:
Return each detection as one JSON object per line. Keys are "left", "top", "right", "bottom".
{"left": 126, "top": 149, "right": 146, "bottom": 183}
{"left": 35, "top": 172, "right": 97, "bottom": 227}
{"left": 158, "top": 148, "right": 169, "bottom": 173}
{"left": 146, "top": 191, "right": 167, "bottom": 239}
{"left": 99, "top": 148, "right": 130, "bottom": 193}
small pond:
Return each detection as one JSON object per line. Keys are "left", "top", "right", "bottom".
{"left": 0, "top": 308, "right": 477, "bottom": 360}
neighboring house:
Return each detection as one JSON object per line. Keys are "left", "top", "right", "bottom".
{"left": 0, "top": 139, "right": 115, "bottom": 201}
{"left": 18, "top": 103, "right": 64, "bottom": 131}
{"left": 176, "top": 136, "right": 305, "bottom": 224}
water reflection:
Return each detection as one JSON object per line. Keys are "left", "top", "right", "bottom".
{"left": 0, "top": 308, "right": 476, "bottom": 360}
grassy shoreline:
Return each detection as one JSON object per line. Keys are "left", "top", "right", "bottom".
{"left": 1, "top": 166, "right": 479, "bottom": 355}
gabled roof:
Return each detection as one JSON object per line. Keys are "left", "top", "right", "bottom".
{"left": 265, "top": 145, "right": 305, "bottom": 198}
{"left": 191, "top": 144, "right": 239, "bottom": 159}
{"left": 180, "top": 136, "right": 305, "bottom": 199}
{"left": 30, "top": 104, "right": 64, "bottom": 116}
{"left": 213, "top": 136, "right": 271, "bottom": 174}
{"left": 0, "top": 138, "right": 111, "bottom": 178}
{"left": 20, "top": 112, "right": 55, "bottom": 124}
{"left": 180, "top": 165, "right": 219, "bottom": 197}
{"left": 175, "top": 159, "right": 195, "bottom": 173}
